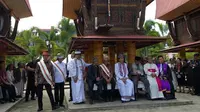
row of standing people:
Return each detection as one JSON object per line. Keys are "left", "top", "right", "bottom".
{"left": 67, "top": 51, "right": 176, "bottom": 105}
{"left": 170, "top": 54, "right": 200, "bottom": 96}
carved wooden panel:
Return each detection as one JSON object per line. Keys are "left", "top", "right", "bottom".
{"left": 175, "top": 18, "right": 193, "bottom": 44}
{"left": 0, "top": 3, "right": 10, "bottom": 38}
{"left": 190, "top": 10, "right": 200, "bottom": 40}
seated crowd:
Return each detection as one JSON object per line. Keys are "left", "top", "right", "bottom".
{"left": 0, "top": 62, "right": 26, "bottom": 104}
{"left": 67, "top": 51, "right": 176, "bottom": 105}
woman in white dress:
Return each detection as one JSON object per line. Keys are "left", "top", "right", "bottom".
{"left": 144, "top": 57, "right": 164, "bottom": 100}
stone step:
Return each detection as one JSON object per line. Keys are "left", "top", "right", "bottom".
{"left": 67, "top": 99, "right": 193, "bottom": 112}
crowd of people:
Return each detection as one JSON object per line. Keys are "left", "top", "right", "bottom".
{"left": 1, "top": 50, "right": 200, "bottom": 111}
{"left": 0, "top": 62, "right": 27, "bottom": 104}
{"left": 67, "top": 51, "right": 176, "bottom": 104}
{"left": 67, "top": 51, "right": 200, "bottom": 105}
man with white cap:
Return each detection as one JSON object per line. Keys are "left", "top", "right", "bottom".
{"left": 53, "top": 53, "right": 67, "bottom": 107}
{"left": 67, "top": 50, "right": 90, "bottom": 104}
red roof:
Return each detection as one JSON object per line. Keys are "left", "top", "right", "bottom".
{"left": 160, "top": 40, "right": 200, "bottom": 53}
{"left": 156, "top": 0, "right": 200, "bottom": 20}
{"left": 0, "top": 38, "right": 28, "bottom": 55}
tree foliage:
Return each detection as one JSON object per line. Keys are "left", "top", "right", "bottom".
{"left": 6, "top": 18, "right": 76, "bottom": 65}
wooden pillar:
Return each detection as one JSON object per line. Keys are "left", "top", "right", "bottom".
{"left": 178, "top": 49, "right": 186, "bottom": 59}
{"left": 116, "top": 41, "right": 124, "bottom": 54}
{"left": 93, "top": 41, "right": 103, "bottom": 64}
{"left": 84, "top": 50, "right": 89, "bottom": 63}
{"left": 127, "top": 42, "right": 136, "bottom": 66}
{"left": 108, "top": 46, "right": 115, "bottom": 70}
{"left": 0, "top": 55, "right": 6, "bottom": 69}
{"left": 88, "top": 43, "right": 94, "bottom": 63}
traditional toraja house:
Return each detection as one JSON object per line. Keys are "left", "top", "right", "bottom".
{"left": 157, "top": 0, "right": 200, "bottom": 59}
{"left": 63, "top": 0, "right": 167, "bottom": 67}
{"left": 0, "top": 0, "right": 32, "bottom": 64}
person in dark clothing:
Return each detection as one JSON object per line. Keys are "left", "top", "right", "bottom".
{"left": 175, "top": 58, "right": 185, "bottom": 92}
{"left": 157, "top": 55, "right": 176, "bottom": 100}
{"left": 190, "top": 54, "right": 200, "bottom": 95}
{"left": 13, "top": 62, "right": 26, "bottom": 98}
{"left": 86, "top": 57, "right": 103, "bottom": 104}
{"left": 181, "top": 59, "right": 189, "bottom": 93}
{"left": 25, "top": 59, "right": 39, "bottom": 101}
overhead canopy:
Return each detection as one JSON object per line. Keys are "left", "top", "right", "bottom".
{"left": 63, "top": 0, "right": 153, "bottom": 19}
{"left": 160, "top": 40, "right": 200, "bottom": 53}
{"left": 68, "top": 35, "right": 167, "bottom": 53}
{"left": 1, "top": 0, "right": 32, "bottom": 19}
{"left": 156, "top": 0, "right": 200, "bottom": 21}
{"left": 0, "top": 38, "right": 28, "bottom": 55}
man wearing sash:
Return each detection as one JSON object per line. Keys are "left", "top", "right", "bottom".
{"left": 87, "top": 57, "right": 103, "bottom": 104}
{"left": 67, "top": 50, "right": 89, "bottom": 104}
{"left": 35, "top": 51, "right": 58, "bottom": 111}
{"left": 157, "top": 55, "right": 176, "bottom": 99}
{"left": 131, "top": 56, "right": 150, "bottom": 99}
{"left": 100, "top": 55, "right": 115, "bottom": 102}
{"left": 53, "top": 53, "right": 67, "bottom": 107}
{"left": 115, "top": 54, "right": 135, "bottom": 103}
{"left": 144, "top": 57, "right": 164, "bottom": 100}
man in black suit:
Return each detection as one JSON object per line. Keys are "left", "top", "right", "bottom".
{"left": 86, "top": 57, "right": 103, "bottom": 104}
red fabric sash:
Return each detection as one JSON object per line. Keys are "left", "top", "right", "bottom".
{"left": 148, "top": 69, "right": 156, "bottom": 72}
{"left": 156, "top": 77, "right": 162, "bottom": 91}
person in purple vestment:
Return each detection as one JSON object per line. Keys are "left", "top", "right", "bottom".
{"left": 157, "top": 56, "right": 176, "bottom": 100}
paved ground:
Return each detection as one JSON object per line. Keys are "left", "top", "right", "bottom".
{"left": 8, "top": 92, "right": 200, "bottom": 112}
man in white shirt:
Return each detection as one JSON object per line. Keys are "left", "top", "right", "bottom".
{"left": 67, "top": 50, "right": 90, "bottom": 104}
{"left": 53, "top": 53, "right": 67, "bottom": 107}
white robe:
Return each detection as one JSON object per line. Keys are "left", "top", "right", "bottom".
{"left": 144, "top": 63, "right": 164, "bottom": 99}
{"left": 115, "top": 62, "right": 135, "bottom": 101}
{"left": 67, "top": 58, "right": 89, "bottom": 103}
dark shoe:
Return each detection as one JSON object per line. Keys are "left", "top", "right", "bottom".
{"left": 16, "top": 95, "right": 22, "bottom": 98}
{"left": 110, "top": 96, "right": 113, "bottom": 102}
{"left": 89, "top": 99, "right": 93, "bottom": 104}
{"left": 37, "top": 108, "right": 43, "bottom": 112}
{"left": 0, "top": 100, "right": 4, "bottom": 104}
{"left": 98, "top": 96, "right": 104, "bottom": 101}
{"left": 25, "top": 99, "right": 29, "bottom": 102}
{"left": 68, "top": 98, "right": 72, "bottom": 102}
{"left": 121, "top": 100, "right": 126, "bottom": 103}
{"left": 59, "top": 104, "right": 65, "bottom": 108}
{"left": 31, "top": 98, "right": 36, "bottom": 100}
{"left": 9, "top": 99, "right": 15, "bottom": 103}
{"left": 52, "top": 105, "right": 59, "bottom": 110}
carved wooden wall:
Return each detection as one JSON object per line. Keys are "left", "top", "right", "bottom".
{"left": 169, "top": 8, "right": 200, "bottom": 45}
{"left": 78, "top": 0, "right": 146, "bottom": 36}
{"left": 0, "top": 3, "right": 11, "bottom": 38}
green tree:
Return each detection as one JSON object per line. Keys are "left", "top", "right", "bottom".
{"left": 137, "top": 20, "right": 172, "bottom": 58}
{"left": 58, "top": 18, "right": 76, "bottom": 56}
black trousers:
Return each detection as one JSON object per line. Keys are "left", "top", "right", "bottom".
{"left": 69, "top": 78, "right": 73, "bottom": 100}
{"left": 102, "top": 78, "right": 115, "bottom": 98}
{"left": 54, "top": 82, "right": 65, "bottom": 105}
{"left": 1, "top": 84, "right": 16, "bottom": 101}
{"left": 37, "top": 84, "right": 55, "bottom": 109}
{"left": 25, "top": 80, "right": 36, "bottom": 100}
{"left": 132, "top": 75, "right": 150, "bottom": 94}
{"left": 87, "top": 79, "right": 103, "bottom": 100}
